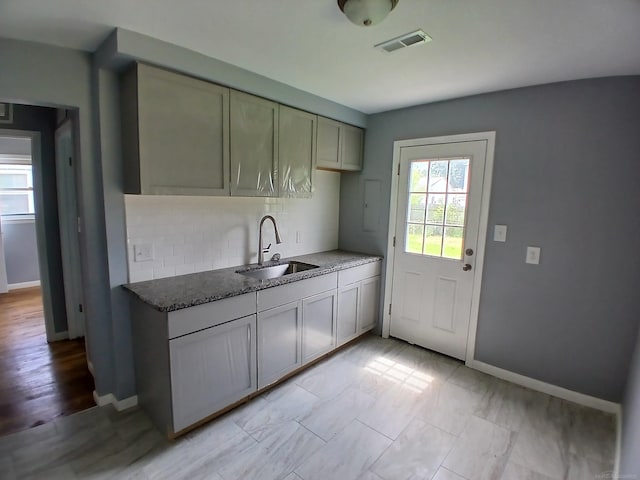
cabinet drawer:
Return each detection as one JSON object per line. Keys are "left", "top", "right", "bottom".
{"left": 168, "top": 292, "right": 256, "bottom": 339}
{"left": 257, "top": 272, "right": 337, "bottom": 312}
{"left": 338, "top": 261, "right": 381, "bottom": 287}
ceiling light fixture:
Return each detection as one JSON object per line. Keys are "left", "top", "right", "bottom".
{"left": 337, "top": 0, "right": 399, "bottom": 27}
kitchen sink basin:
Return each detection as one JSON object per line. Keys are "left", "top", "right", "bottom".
{"left": 237, "top": 261, "right": 319, "bottom": 280}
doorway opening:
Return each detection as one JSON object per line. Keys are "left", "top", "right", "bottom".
{"left": 0, "top": 103, "right": 94, "bottom": 436}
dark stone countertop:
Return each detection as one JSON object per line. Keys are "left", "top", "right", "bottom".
{"left": 122, "top": 250, "right": 382, "bottom": 312}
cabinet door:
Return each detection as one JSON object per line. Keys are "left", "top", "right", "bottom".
{"left": 169, "top": 314, "right": 257, "bottom": 432}
{"left": 302, "top": 290, "right": 337, "bottom": 364}
{"left": 135, "top": 63, "right": 230, "bottom": 195}
{"left": 359, "top": 276, "right": 380, "bottom": 333}
{"left": 257, "top": 301, "right": 302, "bottom": 389}
{"left": 316, "top": 116, "right": 342, "bottom": 170}
{"left": 279, "top": 106, "right": 316, "bottom": 197}
{"left": 341, "top": 124, "right": 364, "bottom": 171}
{"left": 337, "top": 283, "right": 360, "bottom": 346}
{"left": 230, "top": 90, "right": 278, "bottom": 197}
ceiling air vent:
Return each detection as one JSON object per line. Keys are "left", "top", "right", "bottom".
{"left": 375, "top": 30, "right": 432, "bottom": 53}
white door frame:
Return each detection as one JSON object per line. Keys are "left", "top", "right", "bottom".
{"left": 382, "top": 131, "right": 496, "bottom": 363}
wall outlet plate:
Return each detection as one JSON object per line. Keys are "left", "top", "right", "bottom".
{"left": 134, "top": 243, "right": 154, "bottom": 262}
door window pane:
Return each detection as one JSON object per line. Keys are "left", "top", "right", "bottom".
{"left": 428, "top": 161, "right": 448, "bottom": 192}
{"left": 405, "top": 224, "right": 424, "bottom": 254}
{"left": 426, "top": 194, "right": 445, "bottom": 224}
{"left": 408, "top": 194, "right": 426, "bottom": 223}
{"left": 443, "top": 227, "right": 464, "bottom": 259}
{"left": 424, "top": 225, "right": 443, "bottom": 256}
{"left": 448, "top": 159, "right": 469, "bottom": 192}
{"left": 410, "top": 161, "right": 429, "bottom": 193}
{"left": 445, "top": 194, "right": 467, "bottom": 226}
{"left": 404, "top": 157, "right": 471, "bottom": 260}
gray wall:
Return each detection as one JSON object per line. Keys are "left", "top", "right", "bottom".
{"left": 620, "top": 326, "right": 640, "bottom": 476}
{"left": 340, "top": 76, "right": 640, "bottom": 402}
{"left": 0, "top": 37, "right": 115, "bottom": 396}
{"left": 1, "top": 104, "right": 67, "bottom": 333}
{"left": 2, "top": 220, "right": 39, "bottom": 284}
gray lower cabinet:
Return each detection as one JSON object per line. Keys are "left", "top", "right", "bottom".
{"left": 279, "top": 105, "right": 316, "bottom": 197}
{"left": 257, "top": 301, "right": 302, "bottom": 389}
{"left": 302, "top": 290, "right": 337, "bottom": 363}
{"left": 335, "top": 261, "right": 382, "bottom": 344}
{"left": 360, "top": 276, "right": 380, "bottom": 332}
{"left": 131, "top": 261, "right": 381, "bottom": 437}
{"left": 121, "top": 62, "right": 230, "bottom": 195}
{"left": 170, "top": 314, "right": 256, "bottom": 432}
{"left": 230, "top": 90, "right": 279, "bottom": 197}
{"left": 337, "top": 283, "right": 360, "bottom": 346}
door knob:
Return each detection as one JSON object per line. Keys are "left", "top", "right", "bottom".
{"left": 462, "top": 264, "right": 472, "bottom": 271}
{"left": 465, "top": 248, "right": 474, "bottom": 256}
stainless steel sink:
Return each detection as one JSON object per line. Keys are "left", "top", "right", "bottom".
{"left": 237, "top": 261, "right": 319, "bottom": 280}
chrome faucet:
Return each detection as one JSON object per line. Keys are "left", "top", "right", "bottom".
{"left": 258, "top": 215, "right": 282, "bottom": 265}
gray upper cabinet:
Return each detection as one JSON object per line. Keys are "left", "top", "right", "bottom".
{"left": 279, "top": 105, "right": 316, "bottom": 197}
{"left": 316, "top": 116, "right": 364, "bottom": 172}
{"left": 121, "top": 63, "right": 230, "bottom": 195}
{"left": 230, "top": 90, "right": 279, "bottom": 197}
{"left": 340, "top": 123, "right": 364, "bottom": 171}
{"left": 316, "top": 117, "right": 342, "bottom": 170}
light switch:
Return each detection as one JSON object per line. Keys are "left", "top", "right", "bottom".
{"left": 296, "top": 231, "right": 303, "bottom": 244}
{"left": 494, "top": 225, "right": 507, "bottom": 242}
{"left": 526, "top": 246, "right": 541, "bottom": 265}
{"left": 134, "top": 243, "right": 154, "bottom": 262}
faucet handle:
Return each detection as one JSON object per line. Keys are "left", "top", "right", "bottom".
{"left": 271, "top": 253, "right": 281, "bottom": 262}
{"left": 262, "top": 242, "right": 272, "bottom": 253}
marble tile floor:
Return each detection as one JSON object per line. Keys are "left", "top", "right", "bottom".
{"left": 0, "top": 334, "right": 616, "bottom": 480}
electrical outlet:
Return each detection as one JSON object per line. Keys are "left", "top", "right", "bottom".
{"left": 134, "top": 243, "right": 154, "bottom": 262}
{"left": 296, "top": 231, "right": 302, "bottom": 244}
{"left": 526, "top": 246, "right": 541, "bottom": 265}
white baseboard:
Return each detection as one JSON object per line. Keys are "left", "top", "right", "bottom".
{"left": 47, "top": 330, "right": 69, "bottom": 342}
{"left": 467, "top": 359, "right": 621, "bottom": 414}
{"left": 87, "top": 360, "right": 95, "bottom": 377}
{"left": 614, "top": 406, "right": 622, "bottom": 480}
{"left": 93, "top": 391, "right": 139, "bottom": 411}
{"left": 8, "top": 280, "right": 41, "bottom": 290}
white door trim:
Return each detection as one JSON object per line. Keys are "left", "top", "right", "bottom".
{"left": 382, "top": 131, "right": 496, "bottom": 363}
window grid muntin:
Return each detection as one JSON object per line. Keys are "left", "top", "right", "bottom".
{"left": 0, "top": 163, "right": 35, "bottom": 216}
{"left": 405, "top": 157, "right": 470, "bottom": 259}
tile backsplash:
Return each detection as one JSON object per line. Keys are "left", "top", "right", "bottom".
{"left": 125, "top": 170, "right": 341, "bottom": 282}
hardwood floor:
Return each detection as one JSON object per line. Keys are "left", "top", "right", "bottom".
{"left": 0, "top": 287, "right": 95, "bottom": 437}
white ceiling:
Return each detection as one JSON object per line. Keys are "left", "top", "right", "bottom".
{"left": 1, "top": 0, "right": 639, "bottom": 114}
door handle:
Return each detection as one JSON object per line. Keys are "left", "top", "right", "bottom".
{"left": 462, "top": 264, "right": 472, "bottom": 271}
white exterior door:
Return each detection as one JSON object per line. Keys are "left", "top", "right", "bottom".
{"left": 390, "top": 140, "right": 488, "bottom": 360}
